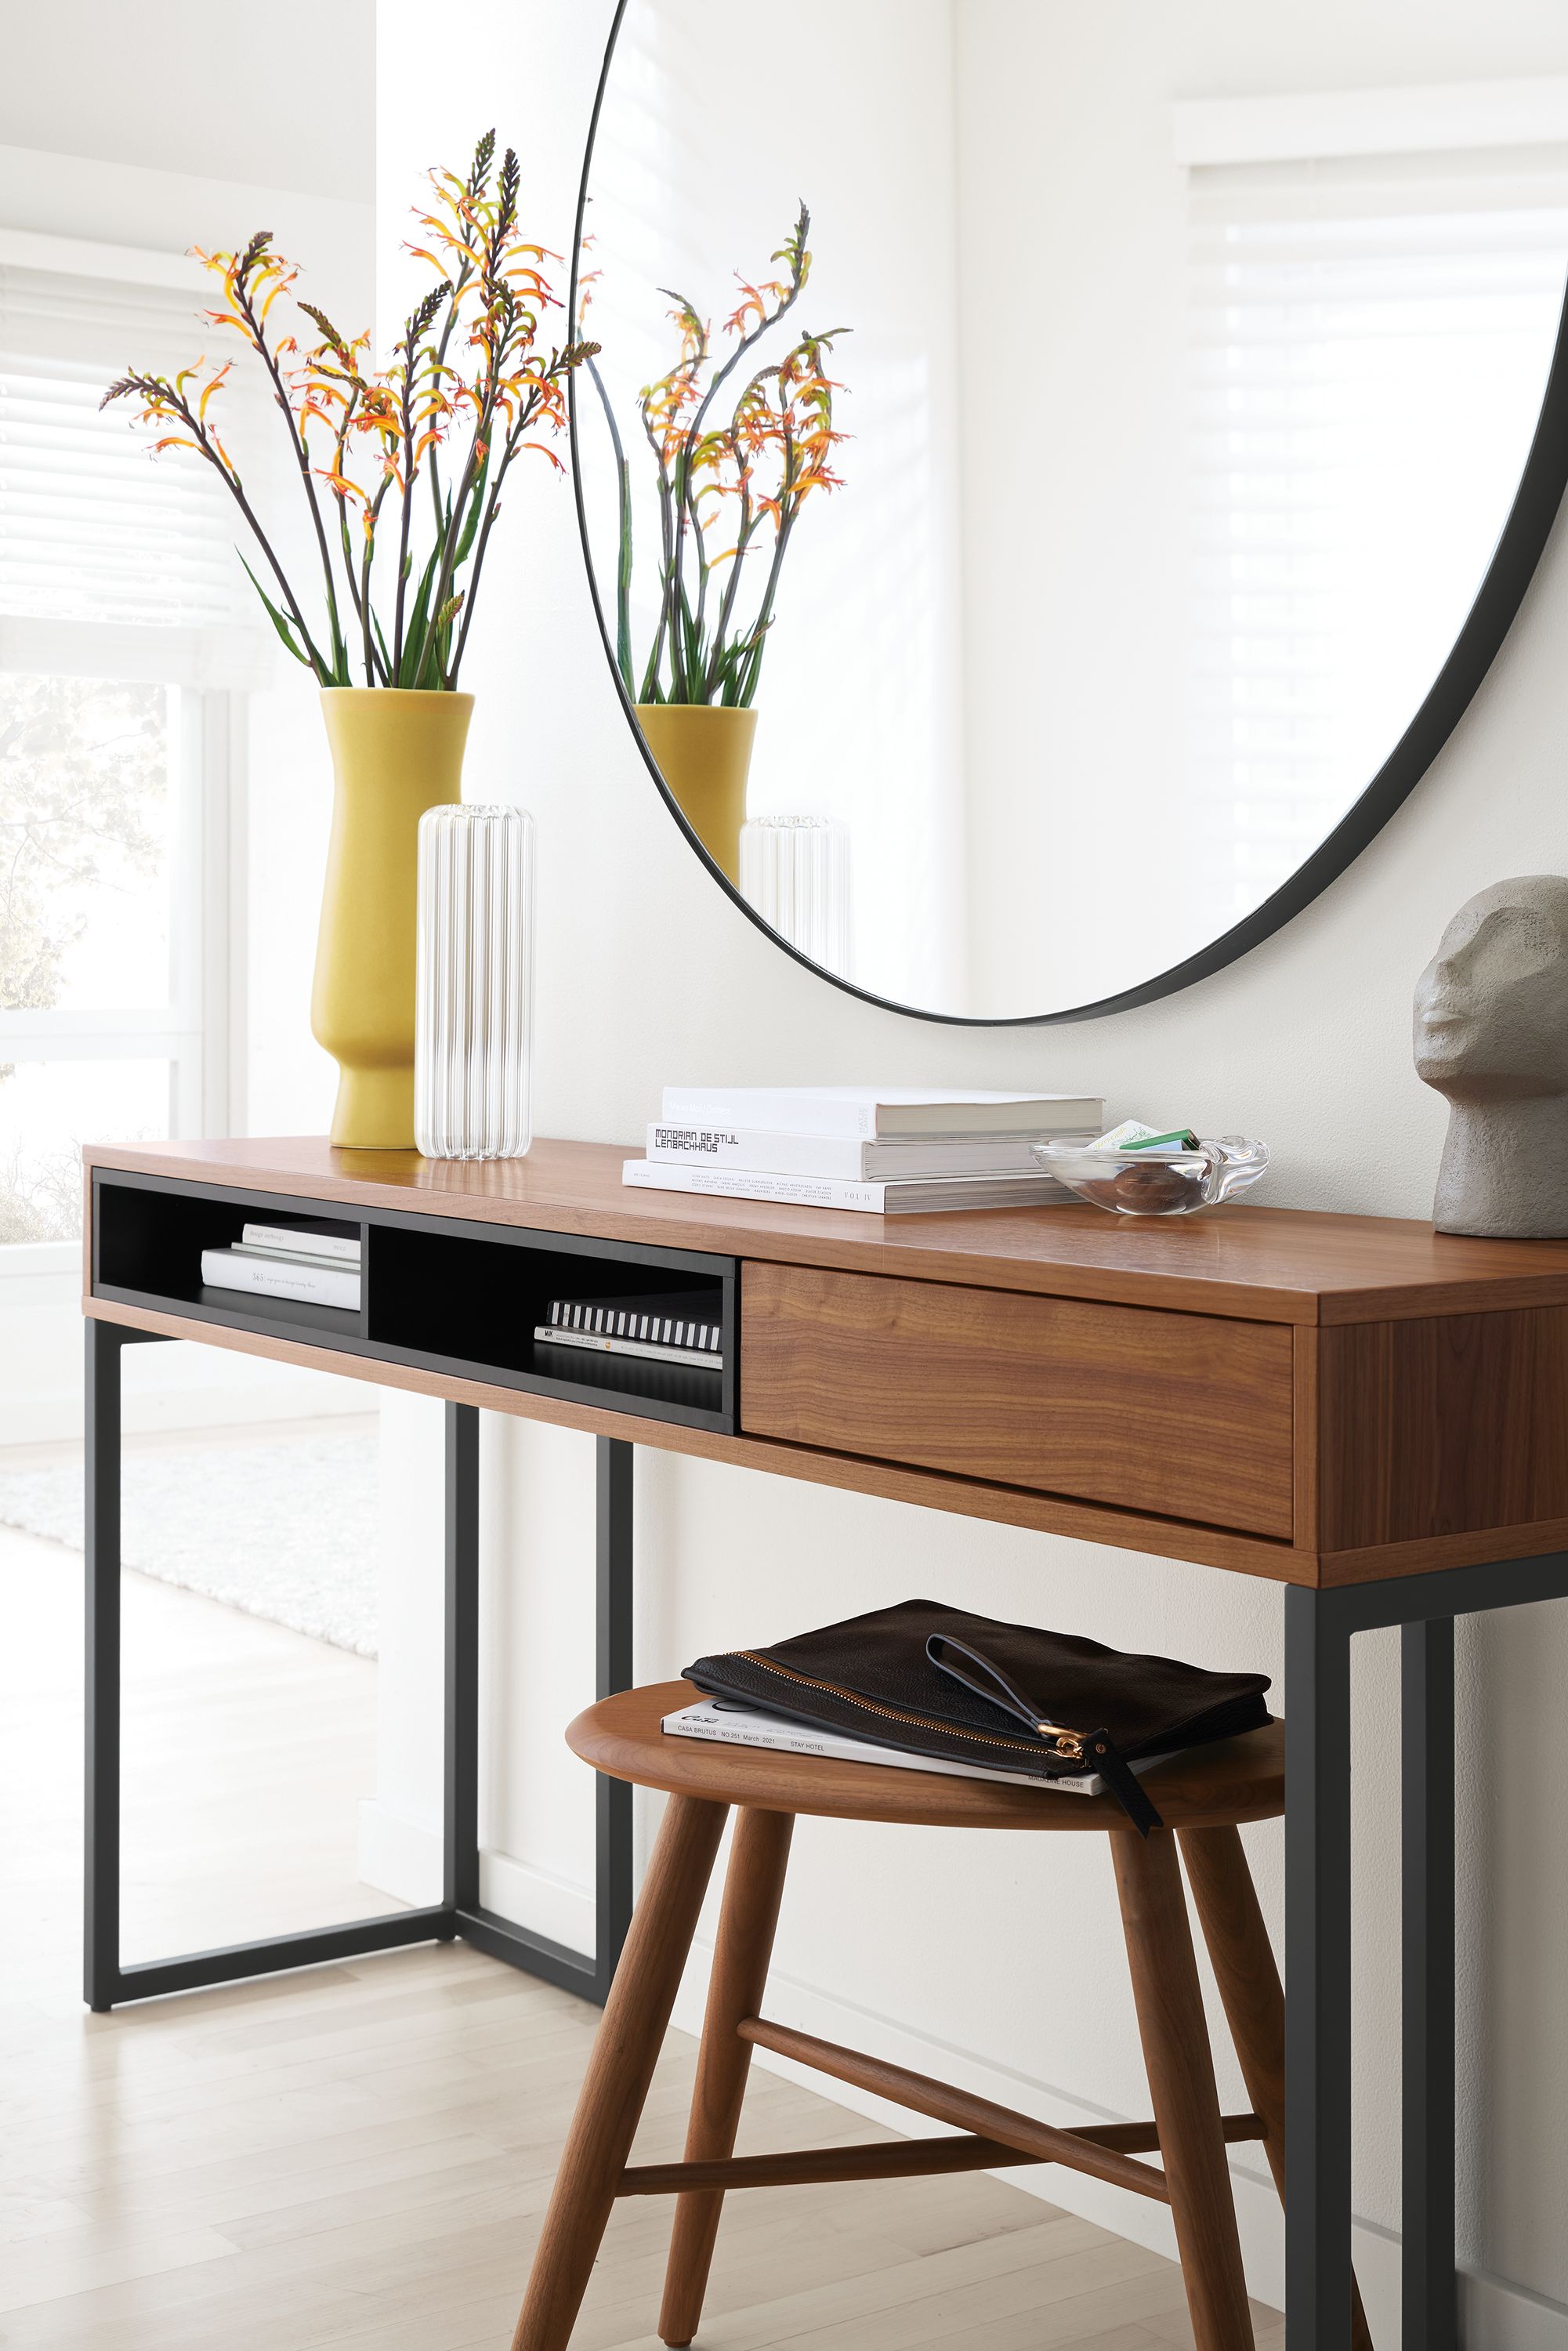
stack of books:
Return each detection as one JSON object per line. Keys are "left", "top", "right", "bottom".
{"left": 661, "top": 1697, "right": 1170, "bottom": 1797}
{"left": 201, "top": 1219, "right": 362, "bottom": 1312}
{"left": 623, "top": 1085, "right": 1104, "bottom": 1214}
{"left": 534, "top": 1290, "right": 724, "bottom": 1373}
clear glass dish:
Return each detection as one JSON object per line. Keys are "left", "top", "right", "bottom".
{"left": 1033, "top": 1135, "right": 1269, "bottom": 1217}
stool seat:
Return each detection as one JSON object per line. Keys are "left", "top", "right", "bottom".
{"left": 567, "top": 1681, "right": 1285, "bottom": 1831}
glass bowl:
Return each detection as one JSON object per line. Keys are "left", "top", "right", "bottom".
{"left": 1033, "top": 1136, "right": 1269, "bottom": 1217}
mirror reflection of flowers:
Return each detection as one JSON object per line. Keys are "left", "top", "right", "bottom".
{"left": 100, "top": 132, "right": 597, "bottom": 690}
{"left": 584, "top": 202, "right": 848, "bottom": 708}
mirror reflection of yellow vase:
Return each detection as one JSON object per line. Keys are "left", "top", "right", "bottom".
{"left": 635, "top": 703, "right": 758, "bottom": 885}
{"left": 313, "top": 688, "right": 473, "bottom": 1150}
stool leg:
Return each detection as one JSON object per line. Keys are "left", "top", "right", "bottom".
{"left": 511, "top": 1795, "right": 730, "bottom": 2351}
{"left": 1180, "top": 1825, "right": 1374, "bottom": 2351}
{"left": 660, "top": 1807, "right": 795, "bottom": 2348}
{"left": 1112, "top": 1830, "right": 1254, "bottom": 2351}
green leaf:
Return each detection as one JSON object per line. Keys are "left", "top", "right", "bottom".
{"left": 452, "top": 451, "right": 491, "bottom": 569}
{"left": 397, "top": 542, "right": 444, "bottom": 687}
{"left": 238, "top": 554, "right": 316, "bottom": 674}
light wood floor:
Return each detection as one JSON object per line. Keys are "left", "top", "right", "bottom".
{"left": 0, "top": 1438, "right": 1284, "bottom": 2350}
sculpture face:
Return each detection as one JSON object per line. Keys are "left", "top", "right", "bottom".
{"left": 1414, "top": 877, "right": 1568, "bottom": 1103}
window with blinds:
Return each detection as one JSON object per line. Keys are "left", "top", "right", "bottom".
{"left": 0, "top": 250, "right": 247, "bottom": 1252}
{"left": 1186, "top": 148, "right": 1568, "bottom": 927}
{"left": 0, "top": 259, "right": 249, "bottom": 629}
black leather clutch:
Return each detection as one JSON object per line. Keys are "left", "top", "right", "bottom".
{"left": 683, "top": 1599, "right": 1272, "bottom": 1834}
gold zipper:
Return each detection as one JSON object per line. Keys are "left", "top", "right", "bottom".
{"left": 735, "top": 1653, "right": 1088, "bottom": 1763}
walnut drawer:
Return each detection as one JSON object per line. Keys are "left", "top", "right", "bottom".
{"left": 741, "top": 1262, "right": 1295, "bottom": 1540}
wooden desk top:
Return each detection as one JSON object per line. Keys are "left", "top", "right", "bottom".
{"left": 80, "top": 1134, "right": 1568, "bottom": 1327}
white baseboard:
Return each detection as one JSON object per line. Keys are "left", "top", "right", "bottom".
{"left": 355, "top": 1804, "right": 597, "bottom": 1954}
{"left": 480, "top": 1849, "right": 597, "bottom": 1955}
{"left": 669, "top": 1955, "right": 1568, "bottom": 2346}
{"left": 1463, "top": 2269, "right": 1568, "bottom": 2349}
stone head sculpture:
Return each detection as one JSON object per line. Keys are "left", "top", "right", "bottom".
{"left": 1414, "top": 875, "right": 1568, "bottom": 1237}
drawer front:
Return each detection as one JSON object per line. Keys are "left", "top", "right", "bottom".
{"left": 741, "top": 1262, "right": 1295, "bottom": 1539}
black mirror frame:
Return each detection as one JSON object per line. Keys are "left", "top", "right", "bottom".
{"left": 569, "top": 0, "right": 1568, "bottom": 1027}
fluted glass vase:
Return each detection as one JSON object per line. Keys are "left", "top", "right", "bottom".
{"left": 739, "top": 814, "right": 852, "bottom": 976}
{"left": 415, "top": 803, "right": 534, "bottom": 1160}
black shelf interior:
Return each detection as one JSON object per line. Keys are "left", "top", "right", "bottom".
{"left": 368, "top": 1223, "right": 730, "bottom": 1416}
{"left": 92, "top": 1173, "right": 737, "bottom": 1433}
{"left": 190, "top": 1287, "right": 363, "bottom": 1339}
{"left": 94, "top": 1180, "right": 364, "bottom": 1339}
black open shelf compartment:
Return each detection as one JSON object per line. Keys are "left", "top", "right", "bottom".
{"left": 91, "top": 1169, "right": 739, "bottom": 1434}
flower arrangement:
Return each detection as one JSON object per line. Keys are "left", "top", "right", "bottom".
{"left": 102, "top": 132, "right": 596, "bottom": 691}
{"left": 583, "top": 203, "right": 846, "bottom": 710}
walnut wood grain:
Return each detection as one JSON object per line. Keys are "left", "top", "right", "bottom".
{"left": 1319, "top": 1306, "right": 1568, "bottom": 1552}
{"left": 741, "top": 1262, "right": 1296, "bottom": 1539}
{"left": 84, "top": 1135, "right": 1568, "bottom": 1325}
{"left": 1179, "top": 1826, "right": 1374, "bottom": 2351}
{"left": 737, "top": 2018, "right": 1171, "bottom": 2204}
{"left": 1113, "top": 1833, "right": 1254, "bottom": 2349}
{"left": 618, "top": 2112, "right": 1269, "bottom": 2197}
{"left": 1291, "top": 1325, "right": 1320, "bottom": 1556}
{"left": 661, "top": 1808, "right": 795, "bottom": 2348}
{"left": 509, "top": 1794, "right": 728, "bottom": 2351}
{"left": 82, "top": 1294, "right": 1316, "bottom": 1582}
{"left": 567, "top": 1683, "right": 1287, "bottom": 1831}
{"left": 85, "top": 1135, "right": 1568, "bottom": 1584}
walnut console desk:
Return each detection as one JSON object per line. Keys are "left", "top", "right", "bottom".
{"left": 81, "top": 1136, "right": 1568, "bottom": 2350}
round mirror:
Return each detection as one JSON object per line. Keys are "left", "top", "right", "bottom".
{"left": 573, "top": 2, "right": 1568, "bottom": 1021}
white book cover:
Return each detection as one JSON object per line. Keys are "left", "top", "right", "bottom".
{"left": 646, "top": 1121, "right": 1092, "bottom": 1179}
{"left": 230, "top": 1242, "right": 362, "bottom": 1276}
{"left": 623, "top": 1160, "right": 1072, "bottom": 1215}
{"left": 659, "top": 1086, "right": 1103, "bottom": 1140}
{"left": 241, "top": 1222, "right": 361, "bottom": 1263}
{"left": 201, "top": 1248, "right": 360, "bottom": 1311}
{"left": 534, "top": 1325, "right": 723, "bottom": 1372}
{"left": 662, "top": 1699, "right": 1171, "bottom": 1796}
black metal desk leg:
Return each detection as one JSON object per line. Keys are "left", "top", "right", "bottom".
{"left": 1402, "top": 1617, "right": 1457, "bottom": 2351}
{"left": 444, "top": 1402, "right": 481, "bottom": 1918}
{"left": 1285, "top": 1585, "right": 1355, "bottom": 2349}
{"left": 444, "top": 1422, "right": 636, "bottom": 2006}
{"left": 84, "top": 1320, "right": 125, "bottom": 2012}
{"left": 594, "top": 1436, "right": 635, "bottom": 2001}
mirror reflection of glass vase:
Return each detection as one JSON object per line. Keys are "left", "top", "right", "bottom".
{"left": 415, "top": 805, "right": 534, "bottom": 1160}
{"left": 740, "top": 816, "right": 852, "bottom": 980}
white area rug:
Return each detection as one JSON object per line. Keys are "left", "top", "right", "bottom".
{"left": 0, "top": 1429, "right": 379, "bottom": 1656}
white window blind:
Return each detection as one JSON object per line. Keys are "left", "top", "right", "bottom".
{"left": 1186, "top": 149, "right": 1568, "bottom": 926}
{"left": 0, "top": 259, "right": 250, "bottom": 629}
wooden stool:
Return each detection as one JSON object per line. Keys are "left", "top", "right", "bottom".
{"left": 509, "top": 1683, "right": 1371, "bottom": 2351}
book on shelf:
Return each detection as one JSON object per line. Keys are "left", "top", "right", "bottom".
{"left": 228, "top": 1242, "right": 360, "bottom": 1276}
{"left": 240, "top": 1219, "right": 361, "bottom": 1265}
{"left": 647, "top": 1120, "right": 1092, "bottom": 1180}
{"left": 622, "top": 1160, "right": 1074, "bottom": 1215}
{"left": 534, "top": 1291, "right": 724, "bottom": 1373}
{"left": 201, "top": 1248, "right": 360, "bottom": 1311}
{"left": 662, "top": 1698, "right": 1172, "bottom": 1797}
{"left": 659, "top": 1085, "right": 1103, "bottom": 1140}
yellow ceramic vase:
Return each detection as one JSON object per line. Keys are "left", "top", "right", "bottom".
{"left": 635, "top": 703, "right": 759, "bottom": 884}
{"left": 312, "top": 688, "right": 473, "bottom": 1150}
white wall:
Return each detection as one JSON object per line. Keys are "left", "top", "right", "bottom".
{"left": 0, "top": 1, "right": 375, "bottom": 204}
{"left": 367, "top": 4, "right": 1568, "bottom": 2336}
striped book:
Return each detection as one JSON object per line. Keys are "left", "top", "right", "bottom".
{"left": 534, "top": 1291, "right": 724, "bottom": 1373}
